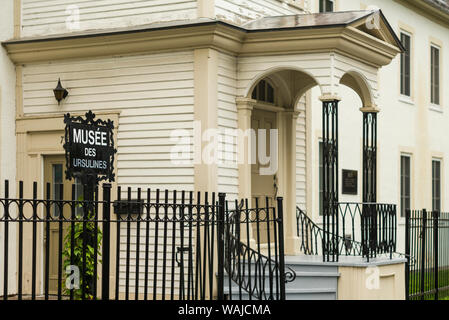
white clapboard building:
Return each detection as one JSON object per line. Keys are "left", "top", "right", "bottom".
{"left": 0, "top": 0, "right": 448, "bottom": 300}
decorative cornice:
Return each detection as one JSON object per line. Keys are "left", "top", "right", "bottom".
{"left": 395, "top": 0, "right": 449, "bottom": 28}
{"left": 2, "top": 19, "right": 400, "bottom": 68}
{"left": 236, "top": 97, "right": 257, "bottom": 111}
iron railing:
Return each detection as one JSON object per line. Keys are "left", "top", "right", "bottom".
{"left": 0, "top": 181, "right": 226, "bottom": 300}
{"left": 0, "top": 180, "right": 291, "bottom": 301}
{"left": 296, "top": 206, "right": 363, "bottom": 257}
{"left": 224, "top": 197, "right": 295, "bottom": 300}
{"left": 297, "top": 202, "right": 397, "bottom": 261}
{"left": 406, "top": 210, "right": 449, "bottom": 300}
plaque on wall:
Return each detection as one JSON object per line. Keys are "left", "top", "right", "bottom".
{"left": 342, "top": 170, "right": 358, "bottom": 195}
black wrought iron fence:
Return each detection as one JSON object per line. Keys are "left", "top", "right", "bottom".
{"left": 224, "top": 197, "right": 294, "bottom": 300}
{"left": 0, "top": 180, "right": 290, "bottom": 301}
{"left": 406, "top": 210, "right": 449, "bottom": 300}
{"left": 0, "top": 181, "right": 227, "bottom": 300}
{"left": 296, "top": 202, "right": 397, "bottom": 261}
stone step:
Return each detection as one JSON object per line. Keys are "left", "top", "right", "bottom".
{"left": 223, "top": 256, "right": 341, "bottom": 300}
{"left": 224, "top": 288, "right": 337, "bottom": 300}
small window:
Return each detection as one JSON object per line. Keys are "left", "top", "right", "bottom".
{"left": 400, "top": 155, "right": 411, "bottom": 217}
{"left": 432, "top": 160, "right": 441, "bottom": 212}
{"left": 400, "top": 32, "right": 411, "bottom": 97}
{"left": 251, "top": 80, "right": 275, "bottom": 104}
{"left": 431, "top": 45, "right": 440, "bottom": 105}
{"left": 319, "top": 0, "right": 334, "bottom": 12}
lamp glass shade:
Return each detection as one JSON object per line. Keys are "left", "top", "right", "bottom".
{"left": 53, "top": 79, "right": 68, "bottom": 104}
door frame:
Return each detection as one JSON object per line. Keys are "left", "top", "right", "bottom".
{"left": 237, "top": 97, "right": 301, "bottom": 254}
{"left": 250, "top": 103, "right": 285, "bottom": 202}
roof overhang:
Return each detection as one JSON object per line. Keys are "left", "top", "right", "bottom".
{"left": 2, "top": 10, "right": 402, "bottom": 68}
{"left": 395, "top": 0, "right": 449, "bottom": 27}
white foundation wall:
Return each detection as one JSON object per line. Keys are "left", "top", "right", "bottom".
{"left": 215, "top": 0, "right": 306, "bottom": 25}
{"left": 21, "top": 0, "right": 198, "bottom": 38}
{"left": 0, "top": 0, "right": 17, "bottom": 297}
{"left": 217, "top": 52, "right": 239, "bottom": 201}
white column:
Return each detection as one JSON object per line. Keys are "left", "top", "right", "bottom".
{"left": 236, "top": 97, "right": 256, "bottom": 199}
{"left": 283, "top": 109, "right": 302, "bottom": 255}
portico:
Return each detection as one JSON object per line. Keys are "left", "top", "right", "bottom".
{"left": 230, "top": 10, "right": 403, "bottom": 256}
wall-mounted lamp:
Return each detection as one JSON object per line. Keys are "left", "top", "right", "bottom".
{"left": 53, "top": 78, "right": 69, "bottom": 105}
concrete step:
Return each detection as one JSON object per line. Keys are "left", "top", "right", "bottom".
{"left": 223, "top": 272, "right": 338, "bottom": 291}
{"left": 285, "top": 262, "right": 339, "bottom": 274}
{"left": 225, "top": 288, "right": 337, "bottom": 301}
{"left": 223, "top": 256, "right": 340, "bottom": 300}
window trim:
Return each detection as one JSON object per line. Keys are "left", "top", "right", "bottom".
{"left": 399, "top": 31, "right": 412, "bottom": 98}
{"left": 251, "top": 78, "right": 277, "bottom": 105}
{"left": 400, "top": 154, "right": 412, "bottom": 218}
{"left": 318, "top": 0, "right": 335, "bottom": 13}
{"left": 397, "top": 24, "right": 415, "bottom": 104}
{"left": 432, "top": 158, "right": 442, "bottom": 212}
{"left": 430, "top": 42, "right": 442, "bottom": 108}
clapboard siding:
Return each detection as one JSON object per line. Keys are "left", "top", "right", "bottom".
{"left": 21, "top": 0, "right": 198, "bottom": 37}
{"left": 22, "top": 50, "right": 195, "bottom": 294}
{"left": 22, "top": 50, "right": 195, "bottom": 189}
{"left": 296, "top": 98, "right": 307, "bottom": 208}
{"left": 215, "top": 0, "right": 305, "bottom": 25}
{"left": 217, "top": 52, "right": 239, "bottom": 200}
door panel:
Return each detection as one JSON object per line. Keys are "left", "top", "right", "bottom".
{"left": 43, "top": 155, "right": 73, "bottom": 294}
{"left": 251, "top": 109, "right": 278, "bottom": 243}
{"left": 251, "top": 109, "right": 277, "bottom": 202}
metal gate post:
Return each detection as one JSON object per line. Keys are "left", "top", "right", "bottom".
{"left": 405, "top": 209, "right": 410, "bottom": 300}
{"left": 277, "top": 197, "right": 286, "bottom": 300}
{"left": 102, "top": 183, "right": 112, "bottom": 300}
{"left": 217, "top": 193, "right": 226, "bottom": 300}
{"left": 433, "top": 210, "right": 439, "bottom": 300}
{"left": 420, "top": 209, "right": 427, "bottom": 301}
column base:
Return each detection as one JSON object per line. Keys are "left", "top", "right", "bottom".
{"left": 284, "top": 235, "right": 302, "bottom": 256}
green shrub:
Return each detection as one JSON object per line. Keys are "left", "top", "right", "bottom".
{"left": 62, "top": 196, "right": 102, "bottom": 300}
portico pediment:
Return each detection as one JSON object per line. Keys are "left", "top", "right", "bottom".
{"left": 349, "top": 10, "right": 403, "bottom": 50}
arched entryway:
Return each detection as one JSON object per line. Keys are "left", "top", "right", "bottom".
{"left": 237, "top": 68, "right": 320, "bottom": 255}
{"left": 236, "top": 61, "right": 382, "bottom": 257}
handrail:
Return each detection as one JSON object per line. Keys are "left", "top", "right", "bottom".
{"left": 224, "top": 199, "right": 296, "bottom": 300}
{"left": 297, "top": 204, "right": 403, "bottom": 261}
{"left": 296, "top": 206, "right": 363, "bottom": 256}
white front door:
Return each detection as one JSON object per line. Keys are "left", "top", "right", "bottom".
{"left": 251, "top": 108, "right": 278, "bottom": 206}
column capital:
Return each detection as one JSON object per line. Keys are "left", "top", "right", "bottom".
{"left": 359, "top": 105, "right": 380, "bottom": 113}
{"left": 319, "top": 94, "right": 342, "bottom": 102}
{"left": 282, "top": 109, "right": 301, "bottom": 119}
{"left": 236, "top": 97, "right": 257, "bottom": 111}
